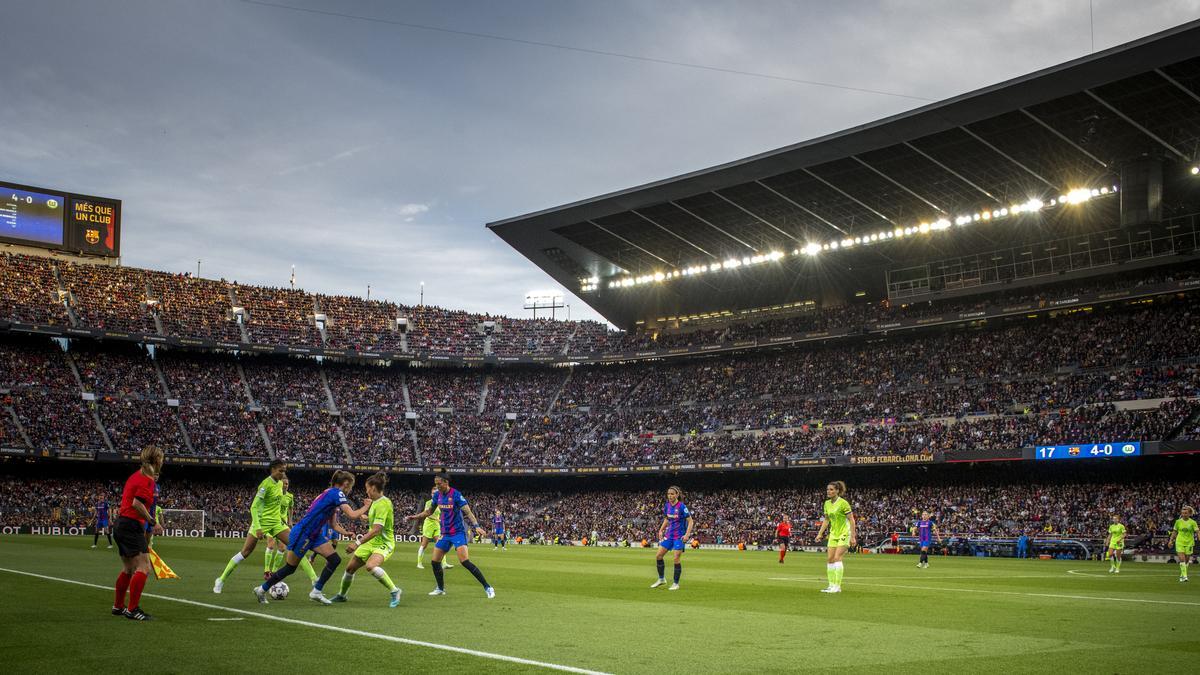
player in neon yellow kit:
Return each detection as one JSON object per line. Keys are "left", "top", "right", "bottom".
{"left": 1169, "top": 505, "right": 1197, "bottom": 582}
{"left": 213, "top": 461, "right": 317, "bottom": 592}
{"left": 813, "top": 480, "right": 856, "bottom": 593}
{"left": 270, "top": 477, "right": 296, "bottom": 573}
{"left": 332, "top": 473, "right": 402, "bottom": 607}
{"left": 1104, "top": 513, "right": 1126, "bottom": 574}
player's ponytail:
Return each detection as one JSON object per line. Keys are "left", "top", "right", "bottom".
{"left": 330, "top": 470, "right": 355, "bottom": 489}
{"left": 140, "top": 445, "right": 164, "bottom": 475}
{"left": 366, "top": 472, "right": 388, "bottom": 492}
{"left": 830, "top": 480, "right": 847, "bottom": 496}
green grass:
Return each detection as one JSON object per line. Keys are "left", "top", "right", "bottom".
{"left": 0, "top": 536, "right": 1197, "bottom": 673}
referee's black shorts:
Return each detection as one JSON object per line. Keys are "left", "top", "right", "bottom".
{"left": 114, "top": 516, "right": 149, "bottom": 558}
{"left": 777, "top": 535, "right": 790, "bottom": 546}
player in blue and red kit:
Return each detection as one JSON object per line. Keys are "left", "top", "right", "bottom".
{"left": 406, "top": 472, "right": 494, "bottom": 598}
{"left": 492, "top": 509, "right": 507, "bottom": 551}
{"left": 651, "top": 486, "right": 693, "bottom": 590}
{"left": 92, "top": 493, "right": 112, "bottom": 549}
{"left": 255, "top": 470, "right": 371, "bottom": 605}
{"left": 912, "top": 511, "right": 940, "bottom": 568}
{"left": 144, "top": 483, "right": 162, "bottom": 546}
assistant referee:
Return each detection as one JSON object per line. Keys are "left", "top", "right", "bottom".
{"left": 112, "top": 446, "right": 164, "bottom": 621}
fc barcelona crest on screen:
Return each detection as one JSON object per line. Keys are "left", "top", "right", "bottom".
{"left": 84, "top": 229, "right": 100, "bottom": 245}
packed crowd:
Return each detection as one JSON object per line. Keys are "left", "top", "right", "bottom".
{"left": 0, "top": 282, "right": 1197, "bottom": 465}
{"left": 58, "top": 261, "right": 156, "bottom": 334}
{"left": 3, "top": 472, "right": 1193, "bottom": 550}
{"left": 3, "top": 252, "right": 1196, "bottom": 358}
{"left": 0, "top": 253, "right": 69, "bottom": 325}
{"left": 237, "top": 285, "right": 322, "bottom": 347}
{"left": 483, "top": 369, "right": 568, "bottom": 415}
{"left": 262, "top": 407, "right": 346, "bottom": 464}
{"left": 417, "top": 413, "right": 502, "bottom": 466}
{"left": 316, "top": 293, "right": 405, "bottom": 352}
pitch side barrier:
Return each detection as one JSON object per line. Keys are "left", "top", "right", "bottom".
{"left": 874, "top": 534, "right": 1127, "bottom": 559}
{"left": 0, "top": 525, "right": 425, "bottom": 541}
{"left": 4, "top": 441, "right": 1198, "bottom": 475}
{"left": 1, "top": 277, "right": 1196, "bottom": 366}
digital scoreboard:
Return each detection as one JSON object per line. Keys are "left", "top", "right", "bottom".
{"left": 1, "top": 180, "right": 121, "bottom": 257}
{"left": 1034, "top": 441, "right": 1141, "bottom": 460}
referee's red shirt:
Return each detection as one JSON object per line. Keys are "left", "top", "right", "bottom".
{"left": 776, "top": 522, "right": 792, "bottom": 537}
{"left": 119, "top": 471, "right": 156, "bottom": 523}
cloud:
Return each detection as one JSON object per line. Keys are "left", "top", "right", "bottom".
{"left": 396, "top": 202, "right": 431, "bottom": 220}
{"left": 278, "top": 145, "right": 369, "bottom": 176}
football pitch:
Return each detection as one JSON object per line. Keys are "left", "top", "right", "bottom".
{"left": 1, "top": 536, "right": 1196, "bottom": 673}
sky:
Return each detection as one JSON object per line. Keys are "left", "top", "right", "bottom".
{"left": 2, "top": 0, "right": 1198, "bottom": 325}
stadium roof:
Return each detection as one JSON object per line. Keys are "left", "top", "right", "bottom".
{"left": 489, "top": 20, "right": 1200, "bottom": 329}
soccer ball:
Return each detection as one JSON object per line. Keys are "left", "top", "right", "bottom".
{"left": 269, "top": 582, "right": 289, "bottom": 600}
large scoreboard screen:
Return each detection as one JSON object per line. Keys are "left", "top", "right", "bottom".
{"left": 1, "top": 180, "right": 120, "bottom": 257}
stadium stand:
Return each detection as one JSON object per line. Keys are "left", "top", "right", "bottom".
{"left": 1, "top": 271, "right": 1198, "bottom": 468}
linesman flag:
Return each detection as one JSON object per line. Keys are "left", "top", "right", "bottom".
{"left": 149, "top": 548, "right": 179, "bottom": 580}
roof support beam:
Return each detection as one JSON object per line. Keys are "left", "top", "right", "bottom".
{"left": 800, "top": 167, "right": 895, "bottom": 225}
{"left": 851, "top": 155, "right": 945, "bottom": 214}
{"left": 1155, "top": 68, "right": 1200, "bottom": 106}
{"left": 629, "top": 210, "right": 717, "bottom": 259}
{"left": 754, "top": 180, "right": 849, "bottom": 237}
{"left": 1085, "top": 89, "right": 1191, "bottom": 162}
{"left": 902, "top": 141, "right": 1000, "bottom": 203}
{"left": 958, "top": 126, "right": 1060, "bottom": 192}
{"left": 668, "top": 201, "right": 758, "bottom": 252}
{"left": 710, "top": 191, "right": 802, "bottom": 243}
{"left": 586, "top": 220, "right": 677, "bottom": 269}
{"left": 1019, "top": 108, "right": 1108, "bottom": 168}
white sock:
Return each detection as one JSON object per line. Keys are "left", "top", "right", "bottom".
{"left": 833, "top": 561, "right": 843, "bottom": 570}
{"left": 232, "top": 552, "right": 245, "bottom": 564}
{"left": 371, "top": 567, "right": 386, "bottom": 579}
{"left": 417, "top": 544, "right": 425, "bottom": 560}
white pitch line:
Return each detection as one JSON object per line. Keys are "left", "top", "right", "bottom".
{"left": 1065, "top": 569, "right": 1174, "bottom": 578}
{"left": 207, "top": 617, "right": 244, "bottom": 621}
{"left": 769, "top": 574, "right": 1064, "bottom": 581}
{"left": 0, "top": 567, "right": 611, "bottom": 675}
{"left": 770, "top": 576, "right": 1200, "bottom": 607}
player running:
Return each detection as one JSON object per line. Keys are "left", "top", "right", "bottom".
{"left": 492, "top": 508, "right": 508, "bottom": 551}
{"left": 776, "top": 515, "right": 792, "bottom": 564}
{"left": 913, "top": 511, "right": 940, "bottom": 568}
{"left": 1169, "top": 505, "right": 1197, "bottom": 582}
{"left": 406, "top": 471, "right": 494, "bottom": 598}
{"left": 257, "top": 470, "right": 372, "bottom": 604}
{"left": 814, "top": 481, "right": 856, "bottom": 593}
{"left": 331, "top": 473, "right": 402, "bottom": 607}
{"left": 651, "top": 486, "right": 693, "bottom": 590}
{"left": 1105, "top": 514, "right": 1126, "bottom": 574}
{"left": 215, "top": 461, "right": 319, "bottom": 593}
{"left": 111, "top": 446, "right": 164, "bottom": 621}
{"left": 415, "top": 485, "right": 452, "bottom": 570}
{"left": 91, "top": 493, "right": 112, "bottom": 549}
{"left": 269, "top": 477, "right": 296, "bottom": 574}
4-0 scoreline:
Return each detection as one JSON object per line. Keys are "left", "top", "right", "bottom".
{"left": 1034, "top": 442, "right": 1142, "bottom": 460}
